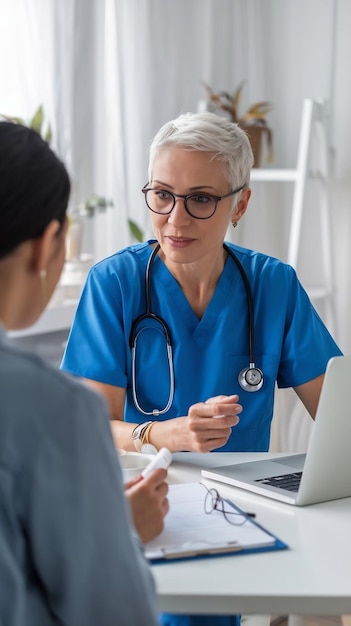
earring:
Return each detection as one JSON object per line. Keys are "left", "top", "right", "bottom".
{"left": 40, "top": 268, "right": 47, "bottom": 307}
{"left": 232, "top": 221, "right": 238, "bottom": 229}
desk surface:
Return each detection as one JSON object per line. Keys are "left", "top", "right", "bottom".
{"left": 152, "top": 452, "right": 351, "bottom": 616}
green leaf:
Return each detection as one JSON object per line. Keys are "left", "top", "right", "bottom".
{"left": 128, "top": 219, "right": 144, "bottom": 243}
{"left": 44, "top": 124, "right": 52, "bottom": 144}
{"left": 0, "top": 114, "right": 25, "bottom": 125}
{"left": 30, "top": 105, "right": 44, "bottom": 134}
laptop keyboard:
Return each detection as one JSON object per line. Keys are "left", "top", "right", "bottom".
{"left": 255, "top": 471, "right": 302, "bottom": 492}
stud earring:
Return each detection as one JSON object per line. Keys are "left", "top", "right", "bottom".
{"left": 232, "top": 221, "right": 238, "bottom": 229}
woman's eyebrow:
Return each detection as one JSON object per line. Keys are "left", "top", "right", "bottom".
{"left": 152, "top": 179, "right": 172, "bottom": 188}
{"left": 152, "top": 180, "right": 217, "bottom": 192}
{"left": 188, "top": 186, "right": 218, "bottom": 192}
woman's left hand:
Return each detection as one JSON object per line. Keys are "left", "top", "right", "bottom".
{"left": 183, "top": 394, "right": 242, "bottom": 452}
{"left": 125, "top": 468, "right": 169, "bottom": 543}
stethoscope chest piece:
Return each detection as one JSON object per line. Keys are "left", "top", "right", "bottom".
{"left": 238, "top": 365, "right": 264, "bottom": 392}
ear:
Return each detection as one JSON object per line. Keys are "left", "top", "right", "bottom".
{"left": 231, "top": 187, "right": 251, "bottom": 225}
{"left": 31, "top": 220, "right": 63, "bottom": 273}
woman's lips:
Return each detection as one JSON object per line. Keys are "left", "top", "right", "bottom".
{"left": 166, "top": 236, "right": 194, "bottom": 248}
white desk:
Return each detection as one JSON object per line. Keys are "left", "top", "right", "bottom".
{"left": 153, "top": 452, "right": 351, "bottom": 617}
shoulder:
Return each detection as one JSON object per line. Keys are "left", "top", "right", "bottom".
{"left": 90, "top": 241, "right": 155, "bottom": 278}
{"left": 0, "top": 334, "right": 119, "bottom": 503}
{"left": 83, "top": 242, "right": 155, "bottom": 297}
{"left": 225, "top": 242, "right": 297, "bottom": 282}
{"left": 0, "top": 337, "right": 108, "bottom": 428}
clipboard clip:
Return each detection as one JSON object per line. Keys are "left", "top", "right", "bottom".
{"left": 161, "top": 539, "right": 241, "bottom": 560}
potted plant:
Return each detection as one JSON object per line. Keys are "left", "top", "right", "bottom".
{"left": 202, "top": 81, "right": 273, "bottom": 167}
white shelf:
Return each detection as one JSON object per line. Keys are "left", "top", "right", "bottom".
{"left": 251, "top": 99, "right": 336, "bottom": 338}
{"left": 250, "top": 168, "right": 298, "bottom": 182}
{"left": 8, "top": 300, "right": 78, "bottom": 338}
{"left": 307, "top": 287, "right": 333, "bottom": 301}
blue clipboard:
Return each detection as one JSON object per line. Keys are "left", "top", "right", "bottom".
{"left": 145, "top": 482, "right": 288, "bottom": 564}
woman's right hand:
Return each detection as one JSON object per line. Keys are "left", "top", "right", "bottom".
{"left": 125, "top": 468, "right": 169, "bottom": 543}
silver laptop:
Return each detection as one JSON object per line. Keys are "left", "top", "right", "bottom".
{"left": 202, "top": 356, "right": 351, "bottom": 506}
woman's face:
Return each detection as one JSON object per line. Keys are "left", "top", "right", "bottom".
{"left": 149, "top": 146, "right": 249, "bottom": 266}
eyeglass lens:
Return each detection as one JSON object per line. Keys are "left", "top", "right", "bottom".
{"left": 204, "top": 487, "right": 248, "bottom": 526}
{"left": 145, "top": 189, "right": 217, "bottom": 219}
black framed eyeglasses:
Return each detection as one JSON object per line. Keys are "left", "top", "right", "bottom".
{"left": 203, "top": 485, "right": 255, "bottom": 526}
{"left": 142, "top": 183, "right": 245, "bottom": 220}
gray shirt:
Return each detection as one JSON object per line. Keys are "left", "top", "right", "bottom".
{"left": 0, "top": 327, "right": 158, "bottom": 626}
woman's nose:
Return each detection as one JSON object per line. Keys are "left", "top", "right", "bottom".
{"left": 168, "top": 197, "right": 191, "bottom": 226}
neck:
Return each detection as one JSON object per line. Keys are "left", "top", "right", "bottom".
{"left": 162, "top": 245, "right": 227, "bottom": 319}
{"left": 0, "top": 255, "right": 41, "bottom": 331}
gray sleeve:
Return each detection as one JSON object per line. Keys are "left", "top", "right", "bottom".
{"left": 19, "top": 385, "right": 159, "bottom": 626}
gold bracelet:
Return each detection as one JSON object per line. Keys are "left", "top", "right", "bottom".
{"left": 131, "top": 421, "right": 152, "bottom": 452}
{"left": 142, "top": 421, "right": 157, "bottom": 445}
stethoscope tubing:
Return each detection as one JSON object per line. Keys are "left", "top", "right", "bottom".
{"left": 129, "top": 243, "right": 263, "bottom": 416}
{"left": 130, "top": 244, "right": 174, "bottom": 415}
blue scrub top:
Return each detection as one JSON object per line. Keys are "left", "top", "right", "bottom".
{"left": 61, "top": 241, "right": 342, "bottom": 452}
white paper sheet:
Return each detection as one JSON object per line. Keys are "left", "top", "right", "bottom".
{"left": 144, "top": 482, "right": 276, "bottom": 560}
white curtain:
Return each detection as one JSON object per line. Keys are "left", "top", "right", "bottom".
{"left": 0, "top": 0, "right": 55, "bottom": 132}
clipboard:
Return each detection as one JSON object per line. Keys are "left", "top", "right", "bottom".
{"left": 144, "top": 482, "right": 288, "bottom": 563}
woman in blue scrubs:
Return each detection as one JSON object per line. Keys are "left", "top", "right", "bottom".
{"left": 62, "top": 111, "right": 342, "bottom": 626}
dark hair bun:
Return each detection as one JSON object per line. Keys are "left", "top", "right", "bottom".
{"left": 0, "top": 121, "right": 70, "bottom": 258}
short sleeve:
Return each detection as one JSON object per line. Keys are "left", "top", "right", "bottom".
{"left": 61, "top": 264, "right": 128, "bottom": 387}
{"left": 277, "top": 266, "right": 342, "bottom": 387}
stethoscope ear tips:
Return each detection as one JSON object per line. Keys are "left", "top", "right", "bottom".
{"left": 238, "top": 366, "right": 264, "bottom": 392}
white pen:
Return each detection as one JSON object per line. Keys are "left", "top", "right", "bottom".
{"left": 141, "top": 447, "right": 173, "bottom": 478}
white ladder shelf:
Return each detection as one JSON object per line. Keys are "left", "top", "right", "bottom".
{"left": 250, "top": 98, "right": 336, "bottom": 338}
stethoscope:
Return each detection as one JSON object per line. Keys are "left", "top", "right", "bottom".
{"left": 129, "top": 243, "right": 264, "bottom": 416}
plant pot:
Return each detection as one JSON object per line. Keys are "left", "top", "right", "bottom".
{"left": 239, "top": 122, "right": 273, "bottom": 167}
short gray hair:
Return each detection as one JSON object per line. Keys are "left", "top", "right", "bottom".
{"left": 148, "top": 111, "right": 254, "bottom": 190}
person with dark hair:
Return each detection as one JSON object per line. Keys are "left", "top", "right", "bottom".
{"left": 61, "top": 111, "right": 342, "bottom": 626}
{"left": 0, "top": 121, "right": 168, "bottom": 626}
